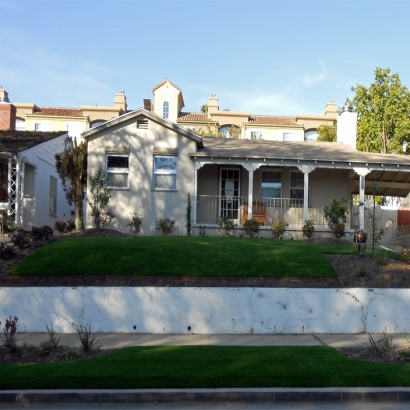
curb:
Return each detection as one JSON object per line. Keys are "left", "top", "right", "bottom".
{"left": 2, "top": 388, "right": 410, "bottom": 406}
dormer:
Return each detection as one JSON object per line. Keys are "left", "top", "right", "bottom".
{"left": 152, "top": 79, "right": 185, "bottom": 123}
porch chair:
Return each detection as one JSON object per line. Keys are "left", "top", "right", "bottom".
{"left": 242, "top": 201, "right": 267, "bottom": 226}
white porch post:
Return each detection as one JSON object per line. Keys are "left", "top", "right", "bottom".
{"left": 354, "top": 167, "right": 370, "bottom": 229}
{"left": 243, "top": 163, "right": 259, "bottom": 221}
{"left": 7, "top": 158, "right": 11, "bottom": 213}
{"left": 15, "top": 159, "right": 21, "bottom": 227}
{"left": 19, "top": 160, "right": 25, "bottom": 228}
{"left": 193, "top": 162, "right": 205, "bottom": 226}
{"left": 299, "top": 166, "right": 316, "bottom": 222}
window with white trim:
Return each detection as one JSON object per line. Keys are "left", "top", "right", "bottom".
{"left": 290, "top": 171, "right": 309, "bottom": 207}
{"left": 15, "top": 118, "right": 25, "bottom": 131}
{"left": 153, "top": 156, "right": 177, "bottom": 190}
{"left": 49, "top": 176, "right": 57, "bottom": 216}
{"left": 163, "top": 101, "right": 169, "bottom": 119}
{"left": 250, "top": 131, "right": 264, "bottom": 140}
{"left": 34, "top": 122, "right": 49, "bottom": 131}
{"left": 106, "top": 155, "right": 129, "bottom": 188}
{"left": 261, "top": 171, "right": 281, "bottom": 205}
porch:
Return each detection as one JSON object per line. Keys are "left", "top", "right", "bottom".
{"left": 195, "top": 195, "right": 360, "bottom": 230}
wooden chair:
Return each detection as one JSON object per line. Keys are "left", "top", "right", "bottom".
{"left": 242, "top": 201, "right": 267, "bottom": 226}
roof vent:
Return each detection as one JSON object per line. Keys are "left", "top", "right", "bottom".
{"left": 342, "top": 105, "right": 353, "bottom": 113}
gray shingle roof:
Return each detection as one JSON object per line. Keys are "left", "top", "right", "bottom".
{"left": 0, "top": 131, "right": 66, "bottom": 153}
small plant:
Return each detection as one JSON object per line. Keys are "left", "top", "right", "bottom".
{"left": 397, "top": 349, "right": 410, "bottom": 361}
{"left": 324, "top": 198, "right": 349, "bottom": 239}
{"left": 66, "top": 347, "right": 80, "bottom": 361}
{"left": 1, "top": 316, "right": 18, "bottom": 353}
{"left": 302, "top": 217, "right": 315, "bottom": 240}
{"left": 400, "top": 248, "right": 410, "bottom": 263}
{"left": 99, "top": 209, "right": 116, "bottom": 229}
{"left": 73, "top": 323, "right": 102, "bottom": 352}
{"left": 127, "top": 212, "right": 143, "bottom": 236}
{"left": 54, "top": 220, "right": 66, "bottom": 233}
{"left": 0, "top": 243, "right": 15, "bottom": 259}
{"left": 30, "top": 225, "right": 53, "bottom": 241}
{"left": 39, "top": 340, "right": 53, "bottom": 356}
{"left": 12, "top": 229, "right": 30, "bottom": 248}
{"left": 355, "top": 265, "right": 366, "bottom": 277}
{"left": 271, "top": 219, "right": 288, "bottom": 239}
{"left": 186, "top": 193, "right": 192, "bottom": 236}
{"left": 243, "top": 218, "right": 260, "bottom": 238}
{"left": 376, "top": 256, "right": 388, "bottom": 266}
{"left": 156, "top": 217, "right": 175, "bottom": 236}
{"left": 54, "top": 220, "right": 76, "bottom": 233}
{"left": 46, "top": 323, "right": 61, "bottom": 348}
{"left": 216, "top": 215, "right": 236, "bottom": 236}
{"left": 368, "top": 329, "right": 394, "bottom": 357}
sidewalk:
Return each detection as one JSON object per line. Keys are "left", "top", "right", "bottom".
{"left": 16, "top": 331, "right": 410, "bottom": 349}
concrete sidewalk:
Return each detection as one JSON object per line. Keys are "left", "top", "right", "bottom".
{"left": 16, "top": 332, "right": 410, "bottom": 349}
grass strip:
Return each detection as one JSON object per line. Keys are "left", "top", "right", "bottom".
{"left": 1, "top": 346, "right": 410, "bottom": 389}
{"left": 10, "top": 237, "right": 396, "bottom": 278}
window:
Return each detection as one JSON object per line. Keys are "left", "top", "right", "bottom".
{"left": 66, "top": 123, "right": 81, "bottom": 138}
{"left": 90, "top": 121, "right": 105, "bottom": 129}
{"left": 163, "top": 101, "right": 169, "bottom": 119}
{"left": 290, "top": 172, "right": 309, "bottom": 207}
{"left": 15, "top": 118, "right": 25, "bottom": 131}
{"left": 304, "top": 129, "right": 319, "bottom": 142}
{"left": 250, "top": 131, "right": 264, "bottom": 140}
{"left": 261, "top": 171, "right": 282, "bottom": 205}
{"left": 153, "top": 156, "right": 177, "bottom": 190}
{"left": 106, "top": 155, "right": 129, "bottom": 188}
{"left": 34, "top": 122, "right": 49, "bottom": 132}
{"left": 49, "top": 176, "right": 57, "bottom": 216}
{"left": 283, "top": 132, "right": 298, "bottom": 142}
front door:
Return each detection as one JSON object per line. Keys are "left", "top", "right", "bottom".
{"left": 219, "top": 168, "right": 240, "bottom": 221}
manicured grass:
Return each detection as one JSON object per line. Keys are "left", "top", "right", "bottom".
{"left": 1, "top": 346, "right": 410, "bottom": 389}
{"left": 10, "top": 236, "right": 397, "bottom": 277}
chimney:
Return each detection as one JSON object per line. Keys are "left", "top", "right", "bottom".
{"left": 0, "top": 86, "right": 16, "bottom": 131}
{"left": 207, "top": 94, "right": 219, "bottom": 118}
{"left": 114, "top": 90, "right": 127, "bottom": 112}
{"left": 337, "top": 106, "right": 357, "bottom": 149}
{"left": 324, "top": 100, "right": 337, "bottom": 119}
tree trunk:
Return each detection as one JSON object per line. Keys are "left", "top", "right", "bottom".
{"left": 75, "top": 182, "right": 84, "bottom": 231}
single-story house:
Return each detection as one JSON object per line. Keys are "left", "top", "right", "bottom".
{"left": 83, "top": 107, "right": 410, "bottom": 239}
{"left": 0, "top": 130, "right": 73, "bottom": 231}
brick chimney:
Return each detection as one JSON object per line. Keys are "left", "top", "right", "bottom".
{"left": 0, "top": 86, "right": 16, "bottom": 131}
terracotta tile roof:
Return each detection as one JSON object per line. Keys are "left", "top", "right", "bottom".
{"left": 0, "top": 131, "right": 66, "bottom": 153}
{"left": 248, "top": 115, "right": 299, "bottom": 126}
{"left": 152, "top": 78, "right": 182, "bottom": 93}
{"left": 192, "top": 138, "right": 410, "bottom": 166}
{"left": 177, "top": 112, "right": 209, "bottom": 122}
{"left": 31, "top": 107, "right": 84, "bottom": 117}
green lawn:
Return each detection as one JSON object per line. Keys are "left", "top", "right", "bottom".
{"left": 10, "top": 236, "right": 396, "bottom": 277}
{"left": 1, "top": 346, "right": 410, "bottom": 389}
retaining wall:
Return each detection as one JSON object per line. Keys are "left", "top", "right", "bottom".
{"left": 0, "top": 287, "right": 408, "bottom": 334}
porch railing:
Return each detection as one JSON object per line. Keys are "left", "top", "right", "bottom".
{"left": 196, "top": 195, "right": 359, "bottom": 230}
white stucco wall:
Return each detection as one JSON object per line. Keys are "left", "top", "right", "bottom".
{"left": 0, "top": 287, "right": 408, "bottom": 334}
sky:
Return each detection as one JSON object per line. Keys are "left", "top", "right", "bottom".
{"left": 1, "top": 0, "right": 410, "bottom": 117}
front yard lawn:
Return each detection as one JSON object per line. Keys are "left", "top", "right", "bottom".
{"left": 10, "top": 237, "right": 396, "bottom": 277}
{"left": 1, "top": 346, "right": 410, "bottom": 389}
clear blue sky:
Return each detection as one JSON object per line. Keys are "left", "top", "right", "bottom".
{"left": 1, "top": 0, "right": 409, "bottom": 116}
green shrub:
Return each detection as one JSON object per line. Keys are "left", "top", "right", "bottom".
{"left": 302, "top": 217, "right": 315, "bottom": 240}
{"left": 376, "top": 256, "right": 388, "bottom": 266}
{"left": 54, "top": 221, "right": 66, "bottom": 233}
{"left": 400, "top": 248, "right": 410, "bottom": 263}
{"left": 355, "top": 265, "right": 366, "bottom": 277}
{"left": 216, "top": 215, "right": 236, "bottom": 236}
{"left": 271, "top": 219, "right": 287, "bottom": 239}
{"left": 156, "top": 217, "right": 175, "bottom": 236}
{"left": 54, "top": 220, "right": 76, "bottom": 233}
{"left": 66, "top": 347, "right": 80, "bottom": 361}
{"left": 324, "top": 198, "right": 349, "bottom": 238}
{"left": 29, "top": 225, "right": 53, "bottom": 241}
{"left": 127, "top": 213, "right": 143, "bottom": 236}
{"left": 243, "top": 218, "right": 260, "bottom": 238}
{"left": 0, "top": 243, "right": 15, "bottom": 260}
{"left": 12, "top": 229, "right": 30, "bottom": 248}
{"left": 39, "top": 340, "right": 53, "bottom": 356}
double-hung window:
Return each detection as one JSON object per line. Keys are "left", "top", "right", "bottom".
{"left": 290, "top": 171, "right": 309, "bottom": 207}
{"left": 49, "top": 176, "right": 57, "bottom": 216}
{"left": 250, "top": 131, "right": 264, "bottom": 140}
{"left": 163, "top": 101, "right": 169, "bottom": 119}
{"left": 153, "top": 156, "right": 177, "bottom": 190}
{"left": 34, "top": 122, "right": 49, "bottom": 132}
{"left": 261, "top": 171, "right": 282, "bottom": 206}
{"left": 106, "top": 155, "right": 129, "bottom": 188}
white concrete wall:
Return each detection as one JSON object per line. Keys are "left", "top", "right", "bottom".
{"left": 1, "top": 287, "right": 408, "bottom": 334}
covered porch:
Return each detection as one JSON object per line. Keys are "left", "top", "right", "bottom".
{"left": 190, "top": 138, "right": 410, "bottom": 236}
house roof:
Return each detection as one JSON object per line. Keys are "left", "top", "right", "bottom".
{"left": 0, "top": 130, "right": 67, "bottom": 153}
{"left": 247, "top": 115, "right": 300, "bottom": 126}
{"left": 152, "top": 78, "right": 182, "bottom": 93}
{"left": 30, "top": 107, "right": 84, "bottom": 117}
{"left": 193, "top": 138, "right": 410, "bottom": 166}
{"left": 177, "top": 112, "right": 209, "bottom": 123}
{"left": 81, "top": 108, "right": 203, "bottom": 147}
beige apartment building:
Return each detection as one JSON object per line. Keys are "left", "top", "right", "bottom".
{"left": 146, "top": 79, "right": 338, "bottom": 142}
{"left": 0, "top": 86, "right": 127, "bottom": 139}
